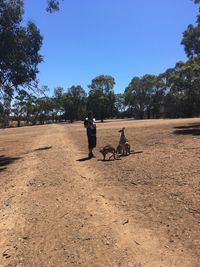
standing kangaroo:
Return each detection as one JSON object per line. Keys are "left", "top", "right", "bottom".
{"left": 116, "top": 128, "right": 131, "bottom": 156}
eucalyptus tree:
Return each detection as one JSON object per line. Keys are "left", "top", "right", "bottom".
{"left": 87, "top": 75, "right": 116, "bottom": 121}
{"left": 33, "top": 96, "right": 53, "bottom": 124}
{"left": 125, "top": 76, "right": 151, "bottom": 119}
{"left": 47, "top": 0, "right": 63, "bottom": 12}
{"left": 125, "top": 74, "right": 165, "bottom": 119}
{"left": 162, "top": 59, "right": 200, "bottom": 117}
{"left": 147, "top": 75, "right": 165, "bottom": 119}
{"left": 12, "top": 90, "right": 31, "bottom": 127}
{"left": 53, "top": 87, "right": 64, "bottom": 122}
{"left": 0, "top": 93, "right": 12, "bottom": 127}
{"left": 0, "top": 0, "right": 43, "bottom": 98}
{"left": 115, "top": 93, "right": 126, "bottom": 117}
{"left": 181, "top": 0, "right": 200, "bottom": 58}
{"left": 63, "top": 85, "right": 86, "bottom": 122}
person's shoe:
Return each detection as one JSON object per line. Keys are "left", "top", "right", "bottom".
{"left": 88, "top": 152, "right": 94, "bottom": 158}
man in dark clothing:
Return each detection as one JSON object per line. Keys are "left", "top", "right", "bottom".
{"left": 84, "top": 111, "right": 96, "bottom": 158}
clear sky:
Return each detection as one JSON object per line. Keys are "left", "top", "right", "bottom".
{"left": 23, "top": 0, "right": 198, "bottom": 95}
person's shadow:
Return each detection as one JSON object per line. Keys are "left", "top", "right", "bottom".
{"left": 77, "top": 156, "right": 92, "bottom": 162}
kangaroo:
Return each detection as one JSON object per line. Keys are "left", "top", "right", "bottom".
{"left": 116, "top": 141, "right": 131, "bottom": 156}
{"left": 124, "top": 141, "right": 131, "bottom": 155}
{"left": 117, "top": 128, "right": 129, "bottom": 156}
{"left": 119, "top": 127, "right": 128, "bottom": 143}
{"left": 99, "top": 145, "right": 116, "bottom": 161}
{"left": 116, "top": 143, "right": 123, "bottom": 156}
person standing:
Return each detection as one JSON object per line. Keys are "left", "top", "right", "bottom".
{"left": 84, "top": 111, "right": 96, "bottom": 158}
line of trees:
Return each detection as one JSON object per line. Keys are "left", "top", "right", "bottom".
{"left": 1, "top": 0, "right": 200, "bottom": 127}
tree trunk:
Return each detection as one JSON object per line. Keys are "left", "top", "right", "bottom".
{"left": 17, "top": 118, "right": 21, "bottom": 127}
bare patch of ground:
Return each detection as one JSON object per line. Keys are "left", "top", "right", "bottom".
{"left": 0, "top": 118, "right": 199, "bottom": 266}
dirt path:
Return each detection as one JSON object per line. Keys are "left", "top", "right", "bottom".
{"left": 0, "top": 119, "right": 199, "bottom": 267}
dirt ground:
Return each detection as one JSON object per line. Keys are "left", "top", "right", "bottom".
{"left": 0, "top": 118, "right": 200, "bottom": 267}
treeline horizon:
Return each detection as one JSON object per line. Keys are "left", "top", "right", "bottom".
{"left": 1, "top": 0, "right": 200, "bottom": 127}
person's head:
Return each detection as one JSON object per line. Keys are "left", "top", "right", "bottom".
{"left": 88, "top": 111, "right": 93, "bottom": 118}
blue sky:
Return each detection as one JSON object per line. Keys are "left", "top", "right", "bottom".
{"left": 24, "top": 0, "right": 198, "bottom": 95}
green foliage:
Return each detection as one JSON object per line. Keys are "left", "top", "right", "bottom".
{"left": 87, "top": 75, "right": 116, "bottom": 121}
{"left": 115, "top": 93, "right": 126, "bottom": 115}
{"left": 162, "top": 58, "right": 200, "bottom": 117}
{"left": 0, "top": 0, "right": 43, "bottom": 97}
{"left": 182, "top": 24, "right": 200, "bottom": 58}
{"left": 0, "top": 92, "right": 12, "bottom": 127}
{"left": 181, "top": 0, "right": 200, "bottom": 58}
{"left": 63, "top": 85, "right": 86, "bottom": 122}
{"left": 47, "top": 0, "right": 62, "bottom": 12}
{"left": 125, "top": 75, "right": 165, "bottom": 119}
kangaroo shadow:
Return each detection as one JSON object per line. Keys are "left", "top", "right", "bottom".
{"left": 0, "top": 155, "right": 22, "bottom": 173}
{"left": 117, "top": 150, "right": 143, "bottom": 157}
{"left": 98, "top": 151, "right": 143, "bottom": 161}
{"left": 174, "top": 123, "right": 200, "bottom": 136}
{"left": 130, "top": 150, "right": 143, "bottom": 155}
{"left": 97, "top": 157, "right": 122, "bottom": 162}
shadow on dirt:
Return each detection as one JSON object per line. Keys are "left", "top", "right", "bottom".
{"left": 97, "top": 158, "right": 122, "bottom": 162}
{"left": 174, "top": 123, "right": 200, "bottom": 136}
{"left": 130, "top": 151, "right": 143, "bottom": 155}
{"left": 77, "top": 151, "right": 143, "bottom": 162}
{"left": 77, "top": 156, "right": 93, "bottom": 162}
{"left": 0, "top": 155, "right": 22, "bottom": 172}
{"left": 117, "top": 150, "right": 143, "bottom": 157}
{"left": 97, "top": 151, "right": 143, "bottom": 162}
{"left": 34, "top": 146, "right": 52, "bottom": 151}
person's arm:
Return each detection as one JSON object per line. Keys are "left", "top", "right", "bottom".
{"left": 92, "top": 118, "right": 96, "bottom": 128}
{"left": 84, "top": 118, "right": 89, "bottom": 128}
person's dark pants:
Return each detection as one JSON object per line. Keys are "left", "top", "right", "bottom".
{"left": 87, "top": 135, "right": 96, "bottom": 149}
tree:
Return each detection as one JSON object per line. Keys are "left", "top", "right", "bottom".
{"left": 62, "top": 85, "right": 86, "bottom": 122}
{"left": 12, "top": 90, "right": 30, "bottom": 127}
{"left": 148, "top": 75, "right": 165, "bottom": 119}
{"left": 33, "top": 96, "right": 53, "bottom": 124}
{"left": 115, "top": 93, "right": 126, "bottom": 117}
{"left": 87, "top": 75, "right": 116, "bottom": 121}
{"left": 162, "top": 59, "right": 200, "bottom": 117}
{"left": 124, "top": 75, "right": 165, "bottom": 119}
{"left": 0, "top": 92, "right": 12, "bottom": 127}
{"left": 0, "top": 0, "right": 43, "bottom": 97}
{"left": 47, "top": 0, "right": 66, "bottom": 13}
{"left": 181, "top": 0, "right": 200, "bottom": 58}
{"left": 53, "top": 87, "right": 64, "bottom": 121}
{"left": 125, "top": 76, "right": 150, "bottom": 119}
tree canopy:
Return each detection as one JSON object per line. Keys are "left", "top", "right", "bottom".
{"left": 0, "top": 0, "right": 43, "bottom": 97}
{"left": 87, "top": 75, "right": 116, "bottom": 121}
{"left": 181, "top": 0, "right": 200, "bottom": 58}
{"left": 47, "top": 0, "right": 63, "bottom": 12}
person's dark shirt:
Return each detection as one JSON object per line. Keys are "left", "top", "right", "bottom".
{"left": 84, "top": 117, "right": 96, "bottom": 136}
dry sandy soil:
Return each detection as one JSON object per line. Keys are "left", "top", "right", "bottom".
{"left": 0, "top": 118, "right": 200, "bottom": 267}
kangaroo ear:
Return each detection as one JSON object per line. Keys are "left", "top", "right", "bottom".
{"left": 123, "top": 127, "right": 125, "bottom": 130}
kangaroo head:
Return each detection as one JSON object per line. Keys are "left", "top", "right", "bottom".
{"left": 118, "top": 127, "right": 125, "bottom": 133}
